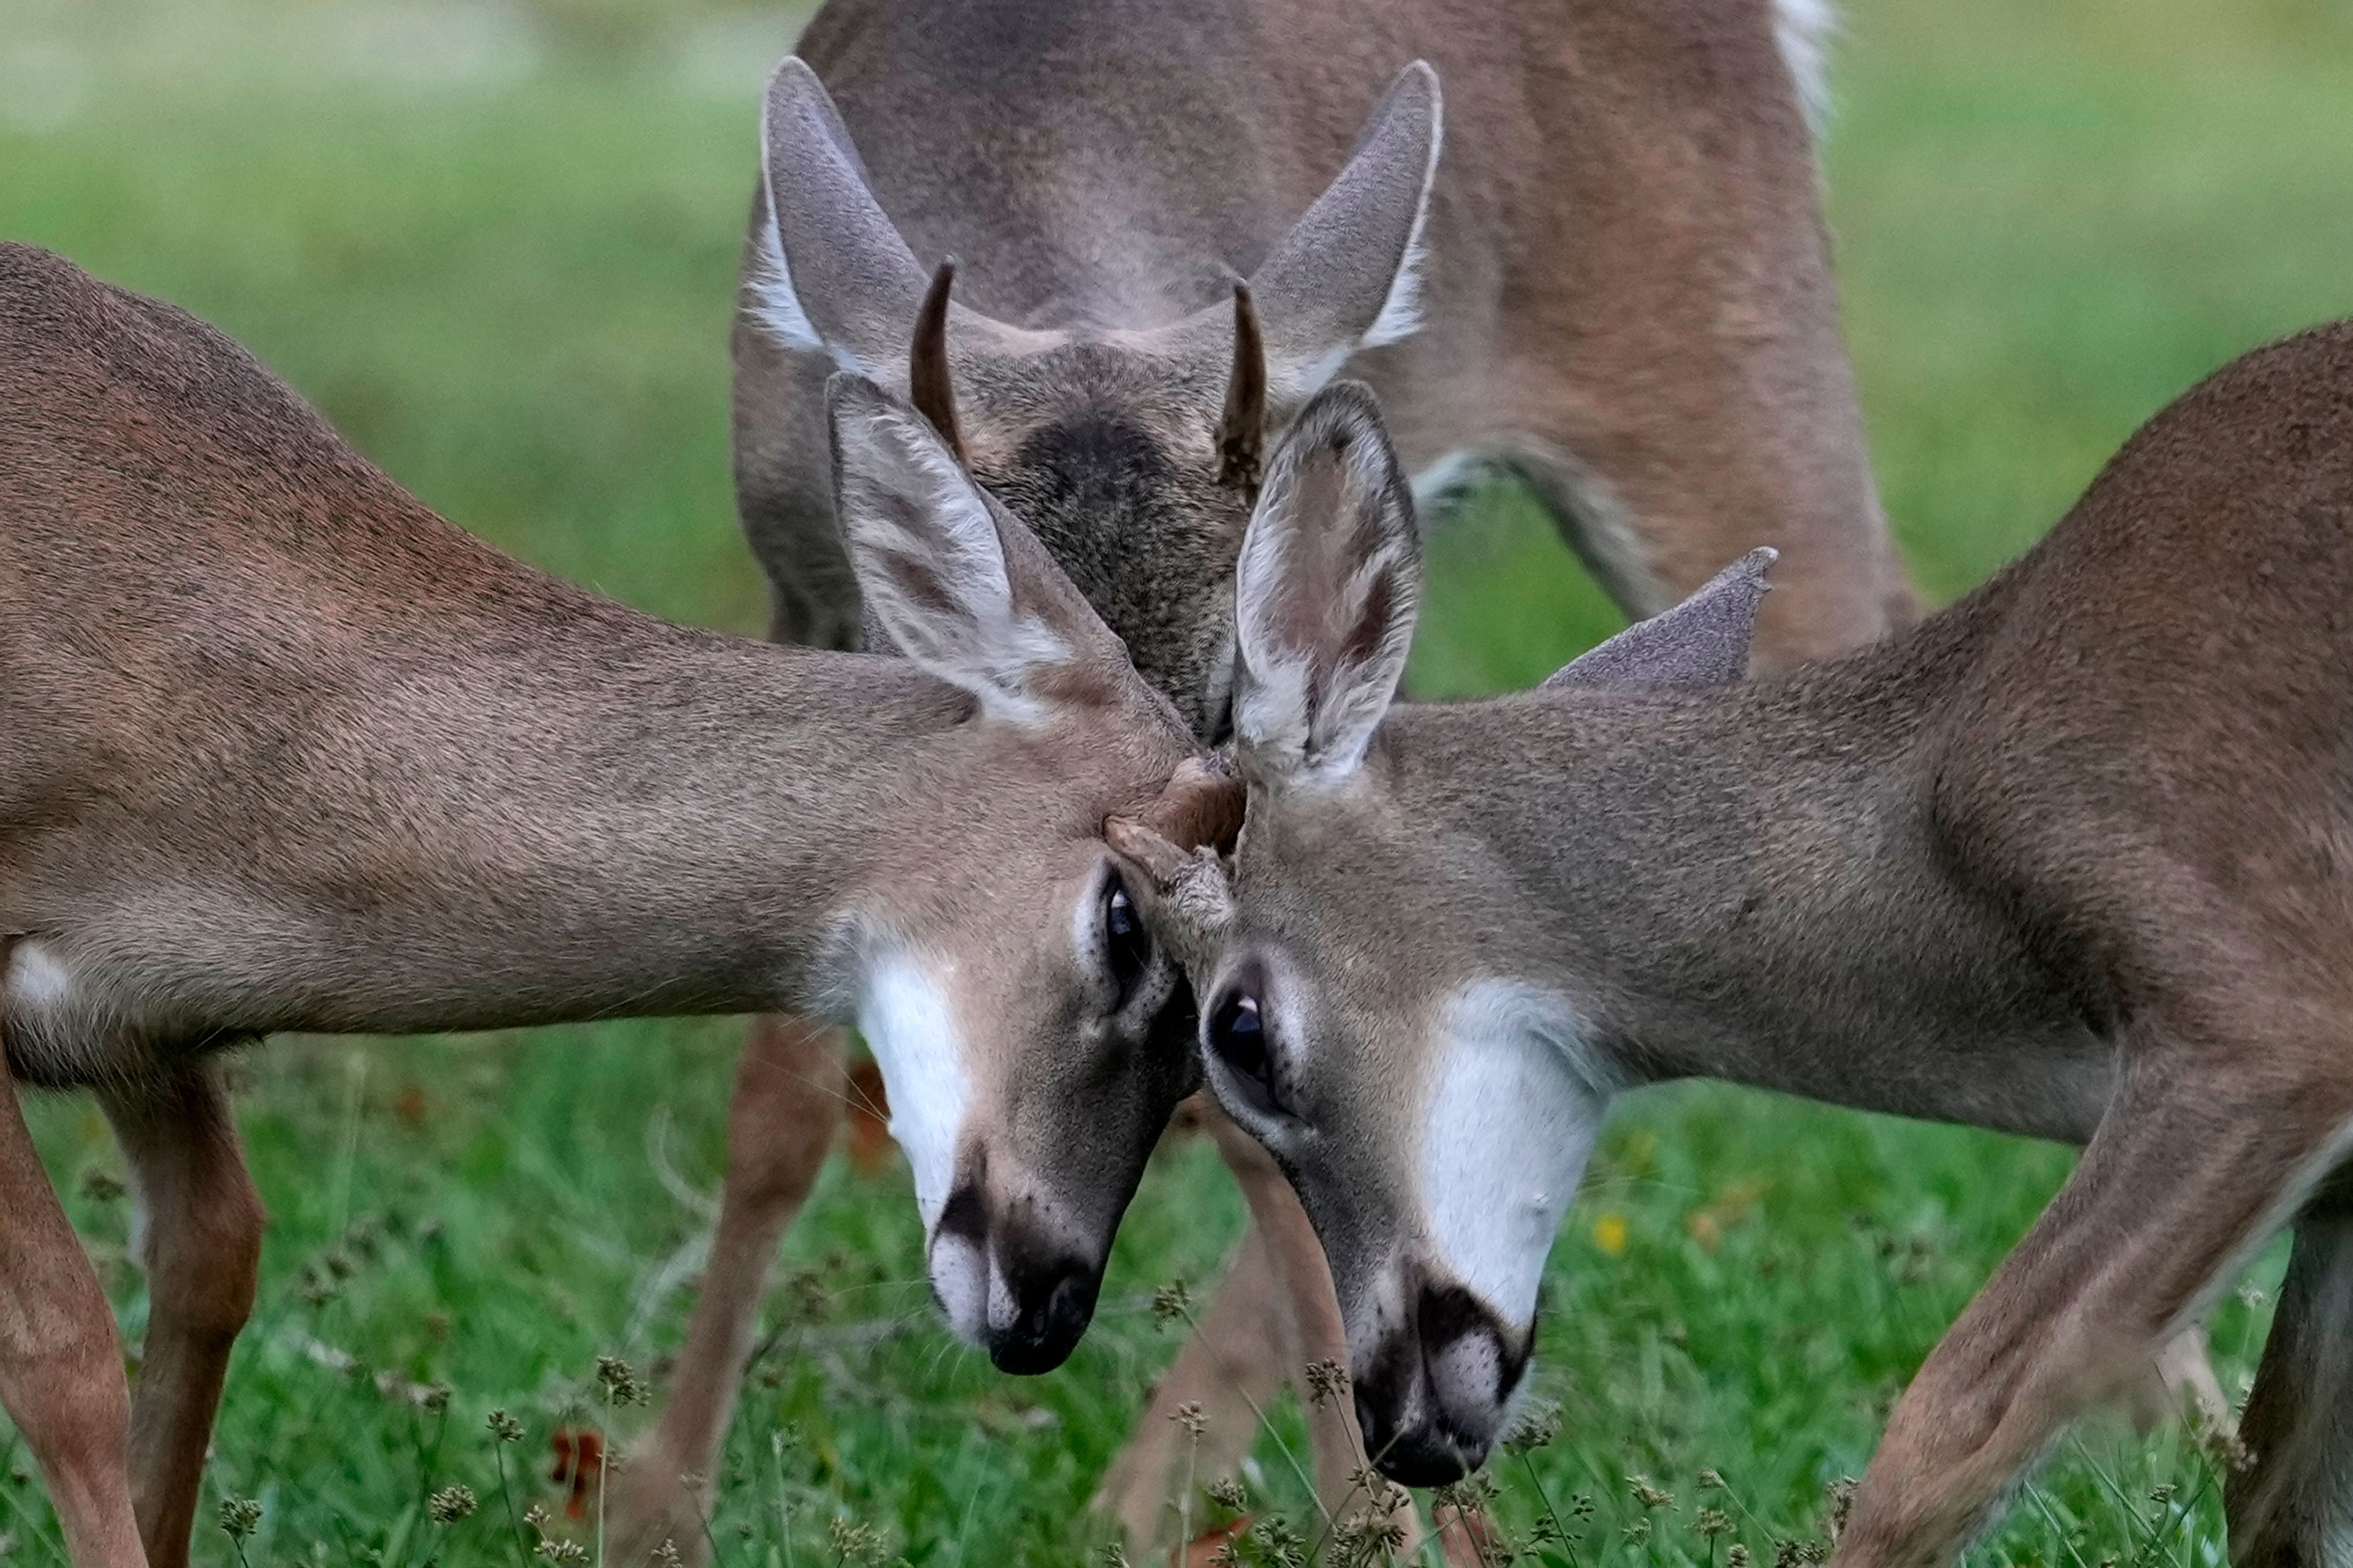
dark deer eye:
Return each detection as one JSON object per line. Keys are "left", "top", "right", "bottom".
{"left": 1208, "top": 985, "right": 1281, "bottom": 1118}
{"left": 1103, "top": 874, "right": 1151, "bottom": 1006}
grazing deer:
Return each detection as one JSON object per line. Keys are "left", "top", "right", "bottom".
{"left": 641, "top": 0, "right": 1917, "bottom": 1545}
{"left": 1116, "top": 330, "right": 2353, "bottom": 1567}
{"left": 0, "top": 244, "right": 1232, "bottom": 1568}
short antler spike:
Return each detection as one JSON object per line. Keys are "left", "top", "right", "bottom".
{"left": 1218, "top": 282, "right": 1268, "bottom": 499}
{"left": 910, "top": 259, "right": 968, "bottom": 466}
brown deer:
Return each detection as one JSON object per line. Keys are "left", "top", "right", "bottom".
{"left": 0, "top": 244, "right": 1238, "bottom": 1568}
{"left": 640, "top": 0, "right": 1919, "bottom": 1545}
{"left": 1115, "top": 328, "right": 2353, "bottom": 1567}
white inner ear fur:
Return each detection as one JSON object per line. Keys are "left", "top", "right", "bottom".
{"left": 1233, "top": 419, "right": 1416, "bottom": 787}
{"left": 1278, "top": 91, "right": 1446, "bottom": 403}
{"left": 855, "top": 950, "right": 970, "bottom": 1232}
{"left": 1357, "top": 82, "right": 1444, "bottom": 353}
{"left": 1419, "top": 981, "right": 1616, "bottom": 1330}
{"left": 842, "top": 407, "right": 1071, "bottom": 725}
{"left": 1773, "top": 0, "right": 1836, "bottom": 136}
{"left": 750, "top": 117, "right": 868, "bottom": 374}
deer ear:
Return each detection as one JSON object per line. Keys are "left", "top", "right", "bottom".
{"left": 1232, "top": 382, "right": 1421, "bottom": 787}
{"left": 1544, "top": 549, "right": 1778, "bottom": 692}
{"left": 754, "top": 58, "right": 930, "bottom": 376}
{"left": 830, "top": 374, "right": 1123, "bottom": 724}
{"left": 1248, "top": 61, "right": 1442, "bottom": 401}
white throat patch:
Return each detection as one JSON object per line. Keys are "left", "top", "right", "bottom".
{"left": 5, "top": 941, "right": 74, "bottom": 1009}
{"left": 1419, "top": 982, "right": 1615, "bottom": 1328}
{"left": 855, "top": 952, "right": 970, "bottom": 1230}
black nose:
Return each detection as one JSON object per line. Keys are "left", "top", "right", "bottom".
{"left": 1352, "top": 1278, "right": 1527, "bottom": 1486}
{"left": 985, "top": 1257, "right": 1098, "bottom": 1376}
{"left": 1355, "top": 1376, "right": 1478, "bottom": 1487}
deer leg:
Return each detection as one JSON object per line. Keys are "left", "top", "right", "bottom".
{"left": 1832, "top": 1047, "right": 2352, "bottom": 1568}
{"left": 2226, "top": 1173, "right": 2353, "bottom": 1568}
{"left": 612, "top": 1014, "right": 846, "bottom": 1564}
{"left": 99, "top": 1063, "right": 265, "bottom": 1568}
{"left": 1199, "top": 1108, "right": 1377, "bottom": 1521}
{"left": 1092, "top": 1222, "right": 1294, "bottom": 1547}
{"left": 0, "top": 1050, "right": 145, "bottom": 1567}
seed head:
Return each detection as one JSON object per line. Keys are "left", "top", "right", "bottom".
{"left": 218, "top": 1496, "right": 263, "bottom": 1541}
{"left": 534, "top": 1540, "right": 587, "bottom": 1563}
{"left": 1502, "top": 1399, "right": 1561, "bottom": 1454}
{"left": 1623, "top": 1518, "right": 1653, "bottom": 1546}
{"left": 596, "top": 1355, "right": 647, "bottom": 1406}
{"left": 651, "top": 1543, "right": 683, "bottom": 1567}
{"left": 1253, "top": 1513, "right": 1308, "bottom": 1568}
{"left": 1729, "top": 1547, "right": 1752, "bottom": 1568}
{"left": 1629, "top": 1474, "right": 1677, "bottom": 1510}
{"left": 1098, "top": 1545, "right": 1133, "bottom": 1568}
{"left": 828, "top": 1515, "right": 887, "bottom": 1565}
{"left": 1174, "top": 1401, "right": 1209, "bottom": 1439}
{"left": 1152, "top": 1279, "right": 1194, "bottom": 1328}
{"left": 1207, "top": 1475, "right": 1249, "bottom": 1513}
{"left": 488, "top": 1408, "right": 526, "bottom": 1444}
{"left": 427, "top": 1485, "right": 477, "bottom": 1524}
{"left": 1305, "top": 1357, "right": 1349, "bottom": 1407}
{"left": 1698, "top": 1468, "right": 1727, "bottom": 1491}
{"left": 1696, "top": 1507, "right": 1733, "bottom": 1539}
{"left": 1824, "top": 1475, "right": 1859, "bottom": 1540}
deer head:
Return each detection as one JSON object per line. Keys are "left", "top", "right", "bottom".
{"left": 756, "top": 56, "right": 1442, "bottom": 734}
{"left": 825, "top": 373, "right": 1216, "bottom": 1374}
{"left": 1125, "top": 381, "right": 1776, "bottom": 1478}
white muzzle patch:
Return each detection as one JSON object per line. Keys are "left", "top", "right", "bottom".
{"left": 855, "top": 952, "right": 970, "bottom": 1231}
{"left": 1418, "top": 982, "right": 1615, "bottom": 1329}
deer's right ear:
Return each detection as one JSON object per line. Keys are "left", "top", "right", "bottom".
{"left": 1544, "top": 548, "right": 1776, "bottom": 692}
{"left": 830, "top": 375, "right": 1119, "bottom": 725}
{"left": 755, "top": 58, "right": 930, "bottom": 376}
{"left": 1232, "top": 382, "right": 1422, "bottom": 789}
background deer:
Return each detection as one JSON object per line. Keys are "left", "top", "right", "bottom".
{"left": 0, "top": 244, "right": 1231, "bottom": 1568}
{"left": 646, "top": 0, "right": 1916, "bottom": 1546}
{"left": 1118, "top": 328, "right": 2353, "bottom": 1566}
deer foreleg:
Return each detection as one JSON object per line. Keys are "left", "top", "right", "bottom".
{"left": 1834, "top": 1043, "right": 2351, "bottom": 1568}
{"left": 613, "top": 1014, "right": 845, "bottom": 1565}
{"left": 0, "top": 1047, "right": 145, "bottom": 1567}
{"left": 100, "top": 1063, "right": 265, "bottom": 1568}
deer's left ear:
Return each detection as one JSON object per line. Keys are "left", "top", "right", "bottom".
{"left": 1231, "top": 382, "right": 1422, "bottom": 789}
{"left": 1545, "top": 548, "right": 1776, "bottom": 692}
{"left": 830, "top": 374, "right": 1127, "bottom": 724}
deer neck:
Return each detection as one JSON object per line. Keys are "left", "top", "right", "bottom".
{"left": 32, "top": 583, "right": 971, "bottom": 1045}
{"left": 1387, "top": 638, "right": 2115, "bottom": 1144}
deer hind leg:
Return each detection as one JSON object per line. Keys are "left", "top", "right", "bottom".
{"left": 1832, "top": 1029, "right": 2353, "bottom": 1568}
{"left": 99, "top": 1062, "right": 265, "bottom": 1568}
{"left": 612, "top": 1014, "right": 846, "bottom": 1565}
{"left": 1096, "top": 1100, "right": 1401, "bottom": 1551}
{"left": 2226, "top": 1172, "right": 2353, "bottom": 1568}
{"left": 0, "top": 1045, "right": 145, "bottom": 1567}
{"left": 1093, "top": 1222, "right": 1295, "bottom": 1547}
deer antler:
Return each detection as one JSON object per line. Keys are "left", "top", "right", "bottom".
{"left": 1105, "top": 755, "right": 1245, "bottom": 959}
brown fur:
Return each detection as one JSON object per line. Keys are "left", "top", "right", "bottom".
{"left": 0, "top": 246, "right": 1203, "bottom": 1568}
{"left": 1164, "top": 324, "right": 2353, "bottom": 1564}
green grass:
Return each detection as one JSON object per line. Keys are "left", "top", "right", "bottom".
{"left": 3, "top": 0, "right": 2351, "bottom": 1561}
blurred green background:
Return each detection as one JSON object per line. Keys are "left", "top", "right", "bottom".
{"left": 2, "top": 0, "right": 2350, "bottom": 1562}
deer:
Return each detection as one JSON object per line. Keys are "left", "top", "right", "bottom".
{"left": 628, "top": 0, "right": 1922, "bottom": 1547}
{"left": 0, "top": 242, "right": 1269, "bottom": 1568}
{"left": 1110, "top": 327, "right": 2353, "bottom": 1568}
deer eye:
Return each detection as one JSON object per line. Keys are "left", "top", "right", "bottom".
{"left": 1103, "top": 874, "right": 1151, "bottom": 1006}
{"left": 1207, "top": 982, "right": 1281, "bottom": 1118}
